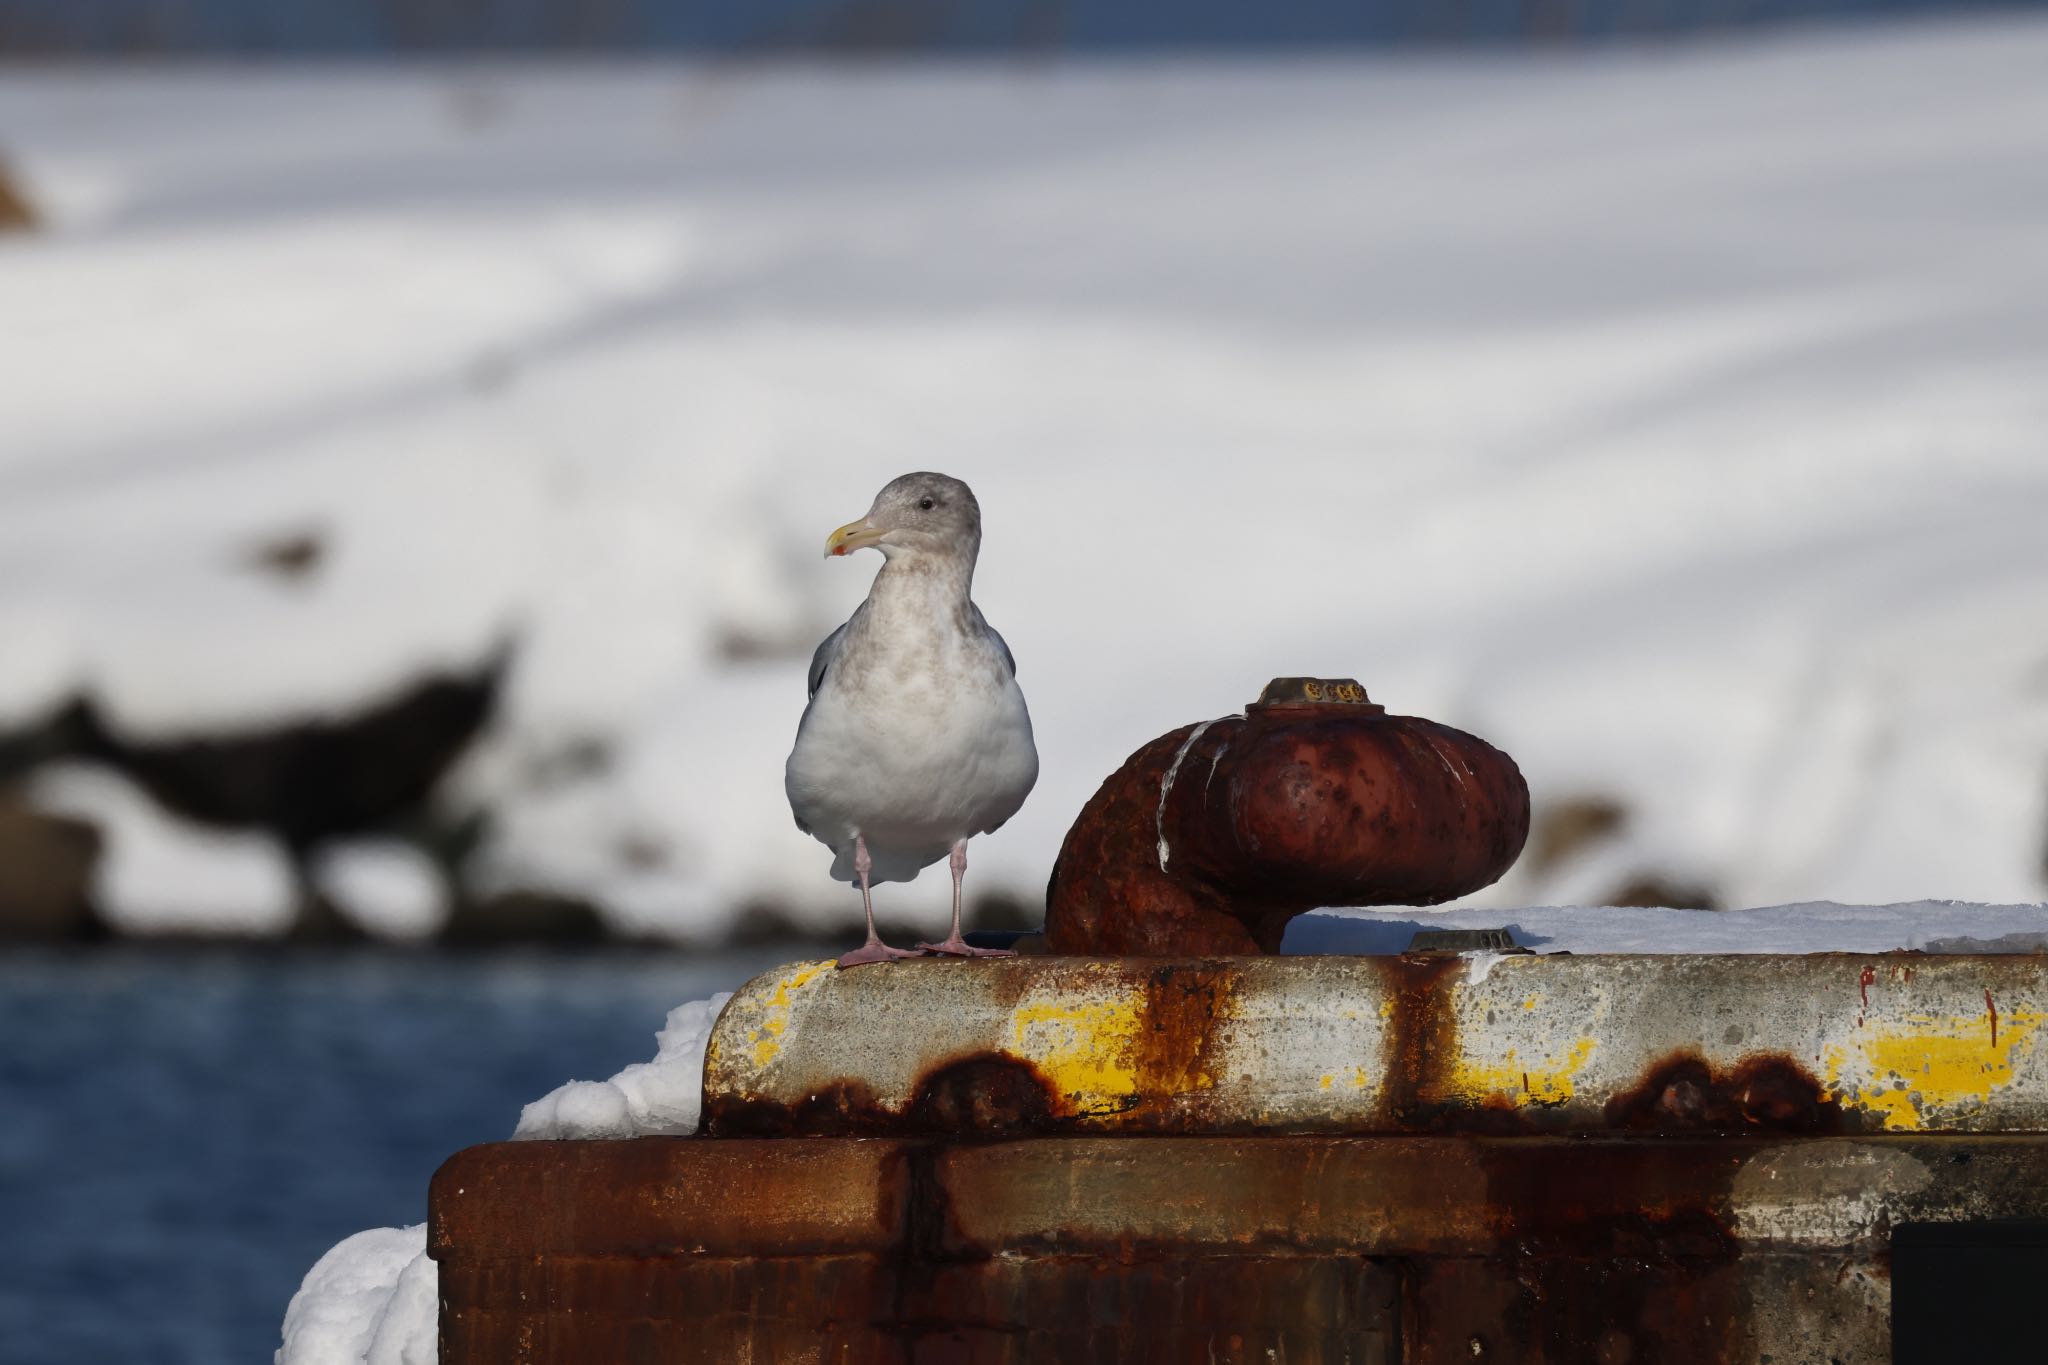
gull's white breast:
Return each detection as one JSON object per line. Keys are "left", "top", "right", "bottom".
{"left": 786, "top": 632, "right": 1037, "bottom": 886}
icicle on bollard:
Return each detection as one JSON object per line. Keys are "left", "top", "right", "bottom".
{"left": 1044, "top": 677, "right": 1530, "bottom": 955}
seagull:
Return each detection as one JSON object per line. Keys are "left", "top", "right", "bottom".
{"left": 785, "top": 473, "right": 1039, "bottom": 968}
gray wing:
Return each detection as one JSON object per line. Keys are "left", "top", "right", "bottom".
{"left": 970, "top": 608, "right": 1022, "bottom": 837}
{"left": 972, "top": 607, "right": 1017, "bottom": 678}
{"left": 792, "top": 620, "right": 852, "bottom": 836}
{"left": 806, "top": 621, "right": 850, "bottom": 700}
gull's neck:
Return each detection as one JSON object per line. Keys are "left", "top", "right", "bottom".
{"left": 838, "top": 547, "right": 988, "bottom": 684}
{"left": 871, "top": 548, "right": 975, "bottom": 608}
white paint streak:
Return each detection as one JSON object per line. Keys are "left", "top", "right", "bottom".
{"left": 1203, "top": 738, "right": 1231, "bottom": 801}
{"left": 1464, "top": 950, "right": 1506, "bottom": 985}
{"left": 1156, "top": 719, "right": 1221, "bottom": 871}
{"left": 1428, "top": 739, "right": 1465, "bottom": 791}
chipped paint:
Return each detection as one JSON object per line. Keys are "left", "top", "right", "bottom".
{"left": 1444, "top": 961, "right": 1610, "bottom": 1109}
{"left": 1450, "top": 1036, "right": 1599, "bottom": 1106}
{"left": 1010, "top": 984, "right": 1146, "bottom": 1113}
{"left": 1823, "top": 1005, "right": 2045, "bottom": 1130}
{"left": 1315, "top": 1066, "right": 1369, "bottom": 1093}
{"left": 714, "top": 960, "right": 833, "bottom": 1070}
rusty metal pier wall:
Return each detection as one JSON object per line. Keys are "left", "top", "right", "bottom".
{"left": 431, "top": 954, "right": 2048, "bottom": 1362}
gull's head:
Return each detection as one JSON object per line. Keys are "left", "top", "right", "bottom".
{"left": 824, "top": 472, "right": 981, "bottom": 564}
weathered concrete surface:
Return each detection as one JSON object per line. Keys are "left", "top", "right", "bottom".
{"left": 702, "top": 954, "right": 2048, "bottom": 1137}
{"left": 431, "top": 1134, "right": 2048, "bottom": 1363}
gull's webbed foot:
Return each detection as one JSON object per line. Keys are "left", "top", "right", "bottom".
{"left": 836, "top": 939, "right": 923, "bottom": 968}
{"left": 917, "top": 935, "right": 1015, "bottom": 959}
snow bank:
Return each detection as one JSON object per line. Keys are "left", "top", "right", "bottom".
{"left": 513, "top": 991, "right": 733, "bottom": 1139}
{"left": 309, "top": 841, "right": 449, "bottom": 941}
{"left": 6, "top": 21, "right": 2048, "bottom": 937}
{"left": 1289, "top": 899, "right": 2048, "bottom": 955}
{"left": 275, "top": 1225, "right": 435, "bottom": 1365}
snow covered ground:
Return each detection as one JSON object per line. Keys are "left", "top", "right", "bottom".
{"left": 5, "top": 18, "right": 2048, "bottom": 941}
{"left": 1289, "top": 898, "right": 2048, "bottom": 954}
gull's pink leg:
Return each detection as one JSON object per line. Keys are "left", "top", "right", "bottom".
{"left": 836, "top": 834, "right": 920, "bottom": 968}
{"left": 920, "top": 839, "right": 1015, "bottom": 958}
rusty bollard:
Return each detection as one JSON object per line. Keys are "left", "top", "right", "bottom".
{"left": 1044, "top": 678, "right": 1529, "bottom": 955}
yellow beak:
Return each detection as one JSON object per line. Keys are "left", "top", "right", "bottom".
{"left": 824, "top": 518, "right": 886, "bottom": 558}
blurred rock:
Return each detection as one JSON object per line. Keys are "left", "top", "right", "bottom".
{"left": 0, "top": 698, "right": 97, "bottom": 783}
{"left": 441, "top": 889, "right": 607, "bottom": 945}
{"left": 239, "top": 527, "right": 327, "bottom": 585}
{"left": 0, "top": 647, "right": 513, "bottom": 943}
{"left": 720, "top": 890, "right": 1045, "bottom": 949}
{"left": 965, "top": 889, "right": 1040, "bottom": 933}
{"left": 712, "top": 622, "right": 812, "bottom": 665}
{"left": 0, "top": 796, "right": 103, "bottom": 940}
{"left": 0, "top": 157, "right": 34, "bottom": 233}
{"left": 515, "top": 734, "right": 613, "bottom": 789}
{"left": 724, "top": 897, "right": 836, "bottom": 946}
{"left": 1528, "top": 796, "right": 1628, "bottom": 875}
{"left": 72, "top": 644, "right": 510, "bottom": 902}
{"left": 1604, "top": 874, "right": 1719, "bottom": 911}
{"left": 613, "top": 831, "right": 670, "bottom": 873}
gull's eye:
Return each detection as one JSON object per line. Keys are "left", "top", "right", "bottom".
{"left": 917, "top": 497, "right": 936, "bottom": 511}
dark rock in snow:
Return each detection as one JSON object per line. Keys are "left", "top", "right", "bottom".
{"left": 0, "top": 797, "right": 104, "bottom": 940}
{"left": 64, "top": 643, "right": 511, "bottom": 939}
{"left": 1528, "top": 795, "right": 1628, "bottom": 874}
{"left": 240, "top": 528, "right": 327, "bottom": 585}
{"left": 0, "top": 157, "right": 35, "bottom": 232}
{"left": 441, "top": 890, "right": 608, "bottom": 946}
{"left": 1603, "top": 874, "right": 1719, "bottom": 911}
{"left": 70, "top": 643, "right": 510, "bottom": 857}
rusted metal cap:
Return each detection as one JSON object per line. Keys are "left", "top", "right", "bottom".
{"left": 701, "top": 953, "right": 2048, "bottom": 1138}
{"left": 1248, "top": 676, "right": 1384, "bottom": 712}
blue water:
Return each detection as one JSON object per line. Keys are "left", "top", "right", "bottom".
{"left": 0, "top": 0, "right": 2036, "bottom": 54}
{"left": 0, "top": 943, "right": 809, "bottom": 1365}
